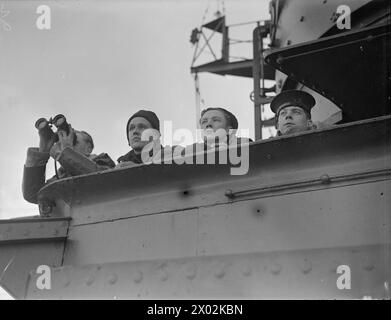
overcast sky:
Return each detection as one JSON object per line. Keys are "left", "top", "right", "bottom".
{"left": 0, "top": 0, "right": 272, "bottom": 221}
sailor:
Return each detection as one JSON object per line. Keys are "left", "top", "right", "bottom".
{"left": 22, "top": 122, "right": 115, "bottom": 204}
{"left": 198, "top": 107, "right": 251, "bottom": 150}
{"left": 271, "top": 90, "right": 317, "bottom": 136}
{"left": 117, "top": 109, "right": 162, "bottom": 166}
{"left": 177, "top": 107, "right": 250, "bottom": 172}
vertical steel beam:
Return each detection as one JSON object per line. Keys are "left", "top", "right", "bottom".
{"left": 252, "top": 25, "right": 263, "bottom": 140}
{"left": 222, "top": 24, "right": 229, "bottom": 63}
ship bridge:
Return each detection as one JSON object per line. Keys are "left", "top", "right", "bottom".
{"left": 0, "top": 1, "right": 390, "bottom": 299}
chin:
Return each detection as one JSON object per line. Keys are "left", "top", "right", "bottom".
{"left": 131, "top": 142, "right": 147, "bottom": 151}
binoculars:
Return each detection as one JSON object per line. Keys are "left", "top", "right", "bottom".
{"left": 35, "top": 114, "right": 77, "bottom": 145}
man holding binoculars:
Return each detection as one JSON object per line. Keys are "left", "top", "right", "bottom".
{"left": 22, "top": 114, "right": 115, "bottom": 204}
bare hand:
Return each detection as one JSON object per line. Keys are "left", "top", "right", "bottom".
{"left": 38, "top": 128, "right": 56, "bottom": 153}
{"left": 58, "top": 124, "right": 75, "bottom": 150}
{"left": 49, "top": 124, "right": 75, "bottom": 160}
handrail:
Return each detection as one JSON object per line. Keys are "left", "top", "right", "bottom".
{"left": 225, "top": 167, "right": 391, "bottom": 199}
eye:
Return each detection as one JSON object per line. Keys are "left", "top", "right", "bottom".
{"left": 129, "top": 125, "right": 135, "bottom": 131}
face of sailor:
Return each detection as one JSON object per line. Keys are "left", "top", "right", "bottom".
{"left": 127, "top": 117, "right": 153, "bottom": 153}
{"left": 200, "top": 109, "right": 231, "bottom": 133}
{"left": 277, "top": 106, "right": 312, "bottom": 135}
{"left": 73, "top": 131, "right": 93, "bottom": 156}
{"left": 200, "top": 109, "right": 233, "bottom": 144}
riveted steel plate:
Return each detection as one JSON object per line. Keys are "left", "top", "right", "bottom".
{"left": 26, "top": 244, "right": 391, "bottom": 299}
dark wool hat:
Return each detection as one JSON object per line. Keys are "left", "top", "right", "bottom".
{"left": 126, "top": 110, "right": 160, "bottom": 143}
{"left": 271, "top": 90, "right": 316, "bottom": 116}
{"left": 200, "top": 107, "right": 239, "bottom": 129}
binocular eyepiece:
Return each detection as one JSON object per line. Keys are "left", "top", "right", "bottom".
{"left": 35, "top": 114, "right": 77, "bottom": 145}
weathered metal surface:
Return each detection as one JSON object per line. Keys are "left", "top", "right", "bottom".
{"left": 0, "top": 217, "right": 70, "bottom": 244}
{"left": 271, "top": 0, "right": 389, "bottom": 97}
{"left": 26, "top": 245, "right": 391, "bottom": 299}
{"left": 63, "top": 209, "right": 198, "bottom": 265}
{"left": 3, "top": 115, "right": 387, "bottom": 299}
{"left": 225, "top": 167, "right": 391, "bottom": 199}
{"left": 271, "top": 0, "right": 371, "bottom": 48}
{"left": 265, "top": 23, "right": 391, "bottom": 122}
{"left": 198, "top": 181, "right": 391, "bottom": 257}
{"left": 0, "top": 216, "right": 70, "bottom": 299}
{"left": 38, "top": 116, "right": 391, "bottom": 226}
{"left": 1, "top": 1, "right": 390, "bottom": 300}
{"left": 60, "top": 179, "right": 390, "bottom": 266}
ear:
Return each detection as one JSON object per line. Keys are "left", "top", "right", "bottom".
{"left": 275, "top": 120, "right": 280, "bottom": 131}
{"left": 307, "top": 119, "right": 315, "bottom": 129}
{"left": 228, "top": 127, "right": 237, "bottom": 136}
{"left": 87, "top": 144, "right": 93, "bottom": 155}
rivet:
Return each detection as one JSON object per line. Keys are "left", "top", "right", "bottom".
{"left": 53, "top": 229, "right": 59, "bottom": 236}
{"left": 320, "top": 174, "right": 331, "bottom": 184}
{"left": 266, "top": 154, "right": 272, "bottom": 160}
{"left": 185, "top": 264, "right": 197, "bottom": 280}
{"left": 23, "top": 229, "right": 31, "bottom": 236}
{"left": 133, "top": 270, "right": 143, "bottom": 283}
{"left": 108, "top": 273, "right": 118, "bottom": 285}
{"left": 63, "top": 276, "right": 71, "bottom": 287}
{"left": 157, "top": 262, "right": 167, "bottom": 269}
{"left": 215, "top": 265, "right": 226, "bottom": 279}
{"left": 276, "top": 56, "right": 284, "bottom": 64}
{"left": 301, "top": 259, "right": 312, "bottom": 274}
{"left": 225, "top": 189, "right": 234, "bottom": 199}
{"left": 86, "top": 274, "right": 95, "bottom": 286}
{"left": 38, "top": 223, "right": 44, "bottom": 229}
{"left": 366, "top": 35, "right": 374, "bottom": 42}
{"left": 242, "top": 265, "right": 252, "bottom": 277}
{"left": 159, "top": 269, "right": 168, "bottom": 282}
{"left": 270, "top": 262, "right": 282, "bottom": 275}
{"left": 299, "top": 16, "right": 305, "bottom": 22}
{"left": 362, "top": 256, "right": 374, "bottom": 271}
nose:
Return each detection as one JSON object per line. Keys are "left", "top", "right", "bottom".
{"left": 205, "top": 119, "right": 213, "bottom": 128}
{"left": 284, "top": 111, "right": 293, "bottom": 119}
{"left": 132, "top": 127, "right": 141, "bottom": 135}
